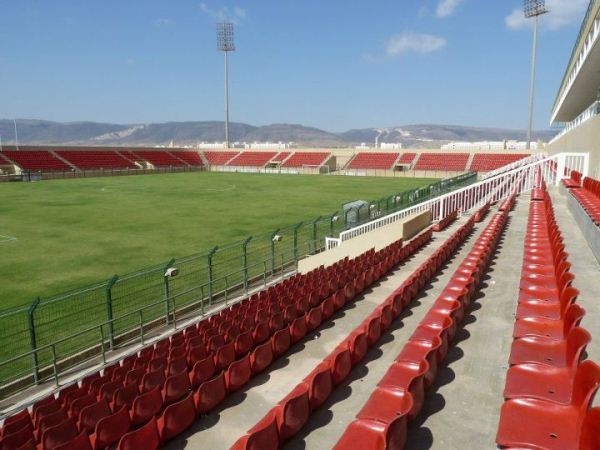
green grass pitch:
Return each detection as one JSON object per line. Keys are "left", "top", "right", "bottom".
{"left": 0, "top": 171, "right": 436, "bottom": 310}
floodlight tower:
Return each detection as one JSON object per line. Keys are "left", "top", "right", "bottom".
{"left": 217, "top": 22, "right": 235, "bottom": 149}
{"left": 524, "top": 0, "right": 548, "bottom": 150}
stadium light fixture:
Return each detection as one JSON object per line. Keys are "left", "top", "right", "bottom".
{"left": 523, "top": 0, "right": 548, "bottom": 150}
{"left": 217, "top": 22, "right": 235, "bottom": 149}
{"left": 165, "top": 267, "right": 179, "bottom": 278}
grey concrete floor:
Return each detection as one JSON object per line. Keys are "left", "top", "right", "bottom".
{"left": 164, "top": 218, "right": 475, "bottom": 449}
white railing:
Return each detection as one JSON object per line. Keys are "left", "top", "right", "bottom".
{"left": 326, "top": 152, "right": 589, "bottom": 250}
{"left": 549, "top": 101, "right": 600, "bottom": 145}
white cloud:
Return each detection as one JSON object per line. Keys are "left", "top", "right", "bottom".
{"left": 436, "top": 0, "right": 465, "bottom": 18}
{"left": 386, "top": 33, "right": 447, "bottom": 56}
{"left": 506, "top": 0, "right": 588, "bottom": 31}
{"left": 153, "top": 18, "right": 173, "bottom": 27}
{"left": 200, "top": 3, "right": 247, "bottom": 24}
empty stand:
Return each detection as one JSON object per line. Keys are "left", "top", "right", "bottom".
{"left": 3, "top": 151, "right": 71, "bottom": 171}
{"left": 56, "top": 151, "right": 136, "bottom": 170}
{"left": 347, "top": 153, "right": 399, "bottom": 170}
{"left": 271, "top": 152, "right": 290, "bottom": 162}
{"left": 227, "top": 152, "right": 277, "bottom": 167}
{"left": 169, "top": 151, "right": 204, "bottom": 167}
{"left": 0, "top": 153, "right": 13, "bottom": 165}
{"left": 470, "top": 153, "right": 529, "bottom": 172}
{"left": 131, "top": 151, "right": 187, "bottom": 167}
{"left": 414, "top": 153, "right": 469, "bottom": 171}
{"left": 397, "top": 153, "right": 417, "bottom": 166}
{"left": 202, "top": 151, "right": 240, "bottom": 165}
{"left": 282, "top": 152, "right": 329, "bottom": 168}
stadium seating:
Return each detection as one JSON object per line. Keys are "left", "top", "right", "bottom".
{"left": 227, "top": 152, "right": 277, "bottom": 167}
{"left": 496, "top": 182, "right": 600, "bottom": 449}
{"left": 281, "top": 152, "right": 330, "bottom": 168}
{"left": 0, "top": 153, "right": 13, "bottom": 165}
{"left": 202, "top": 151, "right": 240, "bottom": 165}
{"left": 56, "top": 150, "right": 136, "bottom": 170}
{"left": 469, "top": 153, "right": 529, "bottom": 172}
{"left": 2, "top": 150, "right": 71, "bottom": 171}
{"left": 347, "top": 153, "right": 399, "bottom": 170}
{"left": 169, "top": 151, "right": 204, "bottom": 167}
{"left": 397, "top": 153, "right": 417, "bottom": 166}
{"left": 413, "top": 153, "right": 469, "bottom": 171}
{"left": 569, "top": 174, "right": 600, "bottom": 225}
{"left": 272, "top": 152, "right": 290, "bottom": 162}
{"left": 233, "top": 202, "right": 505, "bottom": 449}
{"left": 131, "top": 151, "right": 187, "bottom": 167}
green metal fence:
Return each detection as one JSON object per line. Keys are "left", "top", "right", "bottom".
{"left": 0, "top": 172, "right": 476, "bottom": 394}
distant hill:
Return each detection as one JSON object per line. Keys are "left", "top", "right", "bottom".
{"left": 0, "top": 119, "right": 558, "bottom": 148}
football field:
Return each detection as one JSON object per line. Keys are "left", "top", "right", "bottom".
{"left": 0, "top": 171, "right": 435, "bottom": 310}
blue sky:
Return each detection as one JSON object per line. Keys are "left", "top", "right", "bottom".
{"left": 0, "top": 0, "right": 590, "bottom": 131}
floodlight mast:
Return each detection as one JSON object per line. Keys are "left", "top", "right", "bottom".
{"left": 217, "top": 22, "right": 235, "bottom": 149}
{"left": 524, "top": 0, "right": 548, "bottom": 150}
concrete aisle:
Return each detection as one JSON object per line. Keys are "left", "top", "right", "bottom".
{"left": 405, "top": 198, "right": 528, "bottom": 449}
{"left": 284, "top": 209, "right": 500, "bottom": 450}
{"left": 164, "top": 219, "right": 472, "bottom": 449}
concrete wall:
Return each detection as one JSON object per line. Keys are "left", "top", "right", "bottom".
{"left": 547, "top": 114, "right": 600, "bottom": 179}
{"left": 298, "top": 210, "right": 432, "bottom": 274}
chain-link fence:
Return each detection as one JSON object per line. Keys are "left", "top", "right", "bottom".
{"left": 0, "top": 172, "right": 475, "bottom": 394}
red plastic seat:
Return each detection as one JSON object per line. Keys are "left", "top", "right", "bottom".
{"left": 348, "top": 329, "right": 368, "bottom": 365}
{"left": 89, "top": 406, "right": 131, "bottom": 450}
{"left": 271, "top": 327, "right": 291, "bottom": 357}
{"left": 157, "top": 393, "right": 196, "bottom": 443}
{"left": 305, "top": 306, "right": 322, "bottom": 331}
{"left": 116, "top": 416, "right": 160, "bottom": 450}
{"left": 230, "top": 410, "right": 279, "bottom": 450}
{"left": 34, "top": 399, "right": 62, "bottom": 429}
{"left": 36, "top": 409, "right": 68, "bottom": 441}
{"left": 226, "top": 354, "right": 252, "bottom": 392}
{"left": 580, "top": 407, "right": 600, "bottom": 450}
{"left": 1, "top": 411, "right": 32, "bottom": 438}
{"left": 189, "top": 356, "right": 216, "bottom": 388}
{"left": 194, "top": 372, "right": 227, "bottom": 414}
{"left": 140, "top": 369, "right": 166, "bottom": 393}
{"left": 53, "top": 430, "right": 92, "bottom": 450}
{"left": 39, "top": 418, "right": 79, "bottom": 450}
{"left": 378, "top": 360, "right": 428, "bottom": 420}
{"left": 290, "top": 316, "right": 307, "bottom": 344}
{"left": 77, "top": 400, "right": 111, "bottom": 434}
{"left": 214, "top": 341, "right": 236, "bottom": 371}
{"left": 356, "top": 385, "right": 412, "bottom": 429}
{"left": 513, "top": 303, "right": 585, "bottom": 340}
{"left": 234, "top": 331, "right": 253, "bottom": 357}
{"left": 396, "top": 336, "right": 442, "bottom": 388}
{"left": 303, "top": 362, "right": 333, "bottom": 410}
{"left": 327, "top": 347, "right": 352, "bottom": 385}
{"left": 1, "top": 426, "right": 34, "bottom": 450}
{"left": 508, "top": 327, "right": 591, "bottom": 367}
{"left": 124, "top": 368, "right": 145, "bottom": 387}
{"left": 364, "top": 315, "right": 381, "bottom": 346}
{"left": 334, "top": 416, "right": 407, "bottom": 450}
{"left": 496, "top": 361, "right": 600, "bottom": 449}
{"left": 320, "top": 296, "right": 334, "bottom": 320}
{"left": 98, "top": 379, "right": 122, "bottom": 403}
{"left": 162, "top": 372, "right": 191, "bottom": 406}
{"left": 250, "top": 341, "right": 274, "bottom": 374}
{"left": 275, "top": 384, "right": 310, "bottom": 442}
{"left": 111, "top": 383, "right": 139, "bottom": 412}
{"left": 252, "top": 322, "right": 270, "bottom": 345}
{"left": 129, "top": 386, "right": 163, "bottom": 427}
{"left": 515, "top": 287, "right": 579, "bottom": 321}
{"left": 165, "top": 357, "right": 188, "bottom": 377}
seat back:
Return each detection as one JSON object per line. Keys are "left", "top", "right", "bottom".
{"left": 580, "top": 407, "right": 600, "bottom": 450}
{"left": 189, "top": 356, "right": 216, "bottom": 388}
{"left": 572, "top": 361, "right": 600, "bottom": 410}
{"left": 53, "top": 430, "right": 92, "bottom": 450}
{"left": 566, "top": 327, "right": 592, "bottom": 367}
{"left": 140, "top": 368, "right": 166, "bottom": 393}
{"left": 37, "top": 408, "right": 68, "bottom": 436}
{"left": 1, "top": 424, "right": 35, "bottom": 450}
{"left": 163, "top": 371, "right": 191, "bottom": 405}
{"left": 158, "top": 393, "right": 196, "bottom": 442}
{"left": 130, "top": 386, "right": 163, "bottom": 427}
{"left": 93, "top": 406, "right": 131, "bottom": 449}
{"left": 78, "top": 399, "right": 111, "bottom": 434}
{"left": 40, "top": 417, "right": 79, "bottom": 450}
{"left": 116, "top": 416, "right": 160, "bottom": 450}
{"left": 112, "top": 383, "right": 139, "bottom": 411}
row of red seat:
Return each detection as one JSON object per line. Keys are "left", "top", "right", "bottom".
{"left": 227, "top": 152, "right": 278, "bottom": 167}
{"left": 470, "top": 154, "right": 529, "bottom": 172}
{"left": 432, "top": 210, "right": 458, "bottom": 232}
{"left": 231, "top": 214, "right": 478, "bottom": 449}
{"left": 496, "top": 184, "right": 600, "bottom": 449}
{"left": 1, "top": 151, "right": 71, "bottom": 171}
{"left": 56, "top": 151, "right": 136, "bottom": 170}
{"left": 347, "top": 153, "right": 400, "bottom": 170}
{"left": 334, "top": 200, "right": 512, "bottom": 449}
{"left": 1, "top": 225, "right": 435, "bottom": 450}
{"left": 414, "top": 153, "right": 470, "bottom": 171}
{"left": 568, "top": 173, "right": 600, "bottom": 226}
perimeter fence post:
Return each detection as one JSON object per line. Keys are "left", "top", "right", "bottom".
{"left": 208, "top": 246, "right": 219, "bottom": 305}
{"left": 28, "top": 297, "right": 41, "bottom": 384}
{"left": 106, "top": 275, "right": 118, "bottom": 350}
{"left": 163, "top": 258, "right": 175, "bottom": 325}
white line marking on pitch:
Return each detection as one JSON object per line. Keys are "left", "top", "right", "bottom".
{"left": 0, "top": 235, "right": 17, "bottom": 244}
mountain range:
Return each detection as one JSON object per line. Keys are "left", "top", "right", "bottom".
{"left": 0, "top": 119, "right": 558, "bottom": 148}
